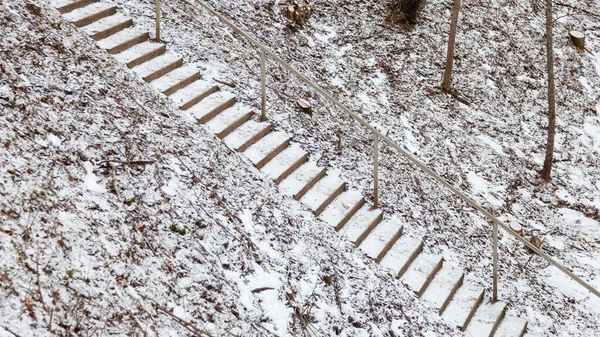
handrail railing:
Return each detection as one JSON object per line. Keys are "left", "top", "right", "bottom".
{"left": 171, "top": 0, "right": 600, "bottom": 300}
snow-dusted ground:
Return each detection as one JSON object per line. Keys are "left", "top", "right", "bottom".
{"left": 101, "top": 0, "right": 599, "bottom": 335}
{"left": 1, "top": 0, "right": 600, "bottom": 336}
{"left": 0, "top": 2, "right": 467, "bottom": 336}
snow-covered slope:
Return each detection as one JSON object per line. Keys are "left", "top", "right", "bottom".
{"left": 0, "top": 2, "right": 466, "bottom": 336}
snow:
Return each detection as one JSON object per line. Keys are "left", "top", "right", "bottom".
{"left": 2, "top": 0, "right": 600, "bottom": 335}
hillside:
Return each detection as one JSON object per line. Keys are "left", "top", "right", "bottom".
{"left": 1, "top": 0, "right": 599, "bottom": 336}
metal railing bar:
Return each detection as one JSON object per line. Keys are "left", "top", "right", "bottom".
{"left": 184, "top": 0, "right": 600, "bottom": 299}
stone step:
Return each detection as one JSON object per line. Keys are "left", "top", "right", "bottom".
{"left": 320, "top": 190, "right": 365, "bottom": 230}
{"left": 278, "top": 161, "right": 326, "bottom": 201}
{"left": 63, "top": 2, "right": 116, "bottom": 27}
{"left": 380, "top": 234, "right": 423, "bottom": 278}
{"left": 466, "top": 301, "right": 507, "bottom": 337}
{"left": 400, "top": 253, "right": 443, "bottom": 296}
{"left": 53, "top": 0, "right": 96, "bottom": 14}
{"left": 244, "top": 131, "right": 291, "bottom": 169}
{"left": 441, "top": 282, "right": 485, "bottom": 331}
{"left": 494, "top": 316, "right": 528, "bottom": 337}
{"left": 421, "top": 262, "right": 465, "bottom": 314}
{"left": 300, "top": 174, "right": 346, "bottom": 216}
{"left": 188, "top": 91, "right": 236, "bottom": 124}
{"left": 97, "top": 28, "right": 149, "bottom": 54}
{"left": 131, "top": 53, "right": 183, "bottom": 83}
{"left": 359, "top": 218, "right": 404, "bottom": 262}
{"left": 151, "top": 66, "right": 200, "bottom": 96}
{"left": 337, "top": 204, "right": 383, "bottom": 245}
{"left": 170, "top": 80, "right": 219, "bottom": 110}
{"left": 114, "top": 41, "right": 166, "bottom": 69}
{"left": 81, "top": 13, "right": 132, "bottom": 41}
{"left": 223, "top": 120, "right": 271, "bottom": 152}
{"left": 205, "top": 104, "right": 254, "bottom": 139}
{"left": 261, "top": 143, "right": 309, "bottom": 184}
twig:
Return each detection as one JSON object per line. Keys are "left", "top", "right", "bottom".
{"left": 148, "top": 301, "right": 214, "bottom": 337}
{"left": 0, "top": 326, "right": 22, "bottom": 337}
{"left": 99, "top": 160, "right": 156, "bottom": 166}
{"left": 213, "top": 78, "right": 236, "bottom": 88}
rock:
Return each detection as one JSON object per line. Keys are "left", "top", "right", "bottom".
{"left": 26, "top": 2, "right": 41, "bottom": 15}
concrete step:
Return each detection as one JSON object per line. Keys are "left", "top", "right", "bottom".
{"left": 380, "top": 234, "right": 423, "bottom": 278}
{"left": 421, "top": 262, "right": 465, "bottom": 314}
{"left": 301, "top": 175, "right": 346, "bottom": 216}
{"left": 205, "top": 104, "right": 254, "bottom": 139}
{"left": 466, "top": 301, "right": 507, "bottom": 337}
{"left": 131, "top": 53, "right": 183, "bottom": 83}
{"left": 53, "top": 0, "right": 96, "bottom": 14}
{"left": 278, "top": 161, "right": 326, "bottom": 200}
{"left": 494, "top": 316, "right": 528, "bottom": 337}
{"left": 337, "top": 204, "right": 383, "bottom": 245}
{"left": 261, "top": 143, "right": 309, "bottom": 184}
{"left": 244, "top": 131, "right": 291, "bottom": 169}
{"left": 81, "top": 13, "right": 132, "bottom": 41}
{"left": 97, "top": 29, "right": 149, "bottom": 54}
{"left": 151, "top": 66, "right": 200, "bottom": 96}
{"left": 114, "top": 41, "right": 166, "bottom": 69}
{"left": 170, "top": 80, "right": 219, "bottom": 110}
{"left": 359, "top": 218, "right": 404, "bottom": 262}
{"left": 188, "top": 91, "right": 236, "bottom": 124}
{"left": 63, "top": 2, "right": 116, "bottom": 27}
{"left": 223, "top": 120, "right": 271, "bottom": 152}
{"left": 320, "top": 190, "right": 365, "bottom": 230}
{"left": 441, "top": 282, "right": 485, "bottom": 331}
{"left": 400, "top": 253, "right": 443, "bottom": 296}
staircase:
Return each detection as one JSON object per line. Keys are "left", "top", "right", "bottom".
{"left": 51, "top": 1, "right": 528, "bottom": 336}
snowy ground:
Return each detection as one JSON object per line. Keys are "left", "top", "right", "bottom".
{"left": 103, "top": 0, "right": 600, "bottom": 335}
{"left": 0, "top": 2, "right": 466, "bottom": 336}
{"left": 1, "top": 0, "right": 599, "bottom": 336}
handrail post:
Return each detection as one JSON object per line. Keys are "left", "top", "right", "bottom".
{"left": 155, "top": 0, "right": 161, "bottom": 42}
{"left": 260, "top": 50, "right": 267, "bottom": 121}
{"left": 373, "top": 133, "right": 379, "bottom": 208}
{"left": 492, "top": 221, "right": 499, "bottom": 302}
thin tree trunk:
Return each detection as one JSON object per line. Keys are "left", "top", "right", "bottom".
{"left": 441, "top": 0, "right": 461, "bottom": 92}
{"left": 542, "top": 0, "right": 556, "bottom": 181}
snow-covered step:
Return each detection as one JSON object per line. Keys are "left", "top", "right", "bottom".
{"left": 494, "top": 316, "right": 528, "bottom": 337}
{"left": 278, "top": 161, "right": 326, "bottom": 200}
{"left": 244, "top": 131, "right": 291, "bottom": 169}
{"left": 131, "top": 53, "right": 183, "bottom": 83}
{"left": 114, "top": 41, "right": 166, "bottom": 68}
{"left": 400, "top": 253, "right": 443, "bottom": 296}
{"left": 359, "top": 218, "right": 404, "bottom": 262}
{"left": 380, "top": 234, "right": 423, "bottom": 278}
{"left": 340, "top": 205, "right": 383, "bottom": 245}
{"left": 223, "top": 120, "right": 271, "bottom": 152}
{"left": 150, "top": 66, "right": 200, "bottom": 96}
{"left": 421, "top": 263, "right": 464, "bottom": 314}
{"left": 170, "top": 80, "right": 219, "bottom": 110}
{"left": 63, "top": 2, "right": 116, "bottom": 27}
{"left": 466, "top": 301, "right": 507, "bottom": 337}
{"left": 53, "top": 0, "right": 96, "bottom": 14}
{"left": 301, "top": 174, "right": 345, "bottom": 216}
{"left": 320, "top": 190, "right": 365, "bottom": 230}
{"left": 205, "top": 104, "right": 254, "bottom": 139}
{"left": 188, "top": 91, "right": 236, "bottom": 124}
{"left": 81, "top": 13, "right": 132, "bottom": 41}
{"left": 441, "top": 282, "right": 485, "bottom": 330}
{"left": 97, "top": 29, "right": 149, "bottom": 54}
{"left": 261, "top": 143, "right": 309, "bottom": 184}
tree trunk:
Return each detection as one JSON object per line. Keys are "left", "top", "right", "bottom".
{"left": 441, "top": 0, "right": 461, "bottom": 92}
{"left": 542, "top": 0, "right": 556, "bottom": 181}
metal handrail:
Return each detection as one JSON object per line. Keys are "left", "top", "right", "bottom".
{"left": 172, "top": 0, "right": 600, "bottom": 299}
